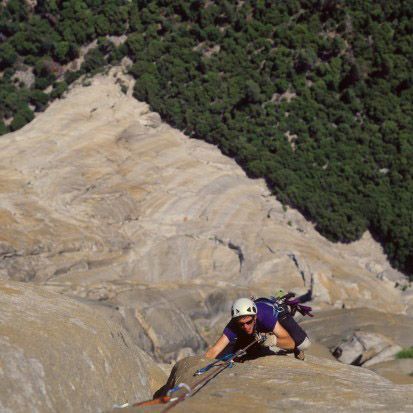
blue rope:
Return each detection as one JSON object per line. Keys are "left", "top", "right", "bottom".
{"left": 194, "top": 352, "right": 236, "bottom": 375}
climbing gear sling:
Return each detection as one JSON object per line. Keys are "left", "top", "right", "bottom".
{"left": 125, "top": 383, "right": 192, "bottom": 409}
{"left": 264, "top": 291, "right": 314, "bottom": 318}
{"left": 160, "top": 335, "right": 264, "bottom": 412}
{"left": 194, "top": 335, "right": 264, "bottom": 375}
{"left": 160, "top": 362, "right": 229, "bottom": 413}
{"left": 114, "top": 336, "right": 264, "bottom": 411}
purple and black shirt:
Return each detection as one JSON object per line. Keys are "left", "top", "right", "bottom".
{"left": 223, "top": 299, "right": 279, "bottom": 343}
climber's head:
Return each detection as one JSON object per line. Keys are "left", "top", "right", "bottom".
{"left": 231, "top": 298, "right": 257, "bottom": 334}
{"left": 236, "top": 314, "right": 256, "bottom": 334}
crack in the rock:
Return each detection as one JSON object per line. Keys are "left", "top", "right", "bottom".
{"left": 287, "top": 252, "right": 314, "bottom": 291}
{"left": 265, "top": 244, "right": 276, "bottom": 254}
{"left": 211, "top": 236, "right": 244, "bottom": 273}
{"left": 287, "top": 253, "right": 306, "bottom": 285}
{"left": 132, "top": 307, "right": 161, "bottom": 360}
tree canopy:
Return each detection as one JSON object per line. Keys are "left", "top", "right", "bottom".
{"left": 0, "top": 0, "right": 412, "bottom": 279}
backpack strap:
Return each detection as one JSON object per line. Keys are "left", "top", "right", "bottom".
{"left": 256, "top": 293, "right": 314, "bottom": 318}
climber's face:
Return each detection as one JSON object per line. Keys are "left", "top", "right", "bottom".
{"left": 237, "top": 315, "right": 256, "bottom": 335}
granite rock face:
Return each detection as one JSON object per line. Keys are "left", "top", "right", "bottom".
{"left": 368, "top": 359, "right": 413, "bottom": 384}
{"left": 301, "top": 307, "right": 413, "bottom": 381}
{"left": 112, "top": 355, "right": 413, "bottom": 413}
{"left": 0, "top": 70, "right": 408, "bottom": 315}
{"left": 332, "top": 331, "right": 402, "bottom": 366}
{"left": 0, "top": 280, "right": 165, "bottom": 413}
{"left": 110, "top": 287, "right": 206, "bottom": 362}
{"left": 0, "top": 70, "right": 412, "bottom": 392}
{"left": 301, "top": 308, "right": 413, "bottom": 351}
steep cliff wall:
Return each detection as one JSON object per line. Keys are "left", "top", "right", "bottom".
{"left": 0, "top": 70, "right": 411, "bottom": 371}
{"left": 0, "top": 69, "right": 412, "bottom": 411}
{"left": 0, "top": 69, "right": 408, "bottom": 310}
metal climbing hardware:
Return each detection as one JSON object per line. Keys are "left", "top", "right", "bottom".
{"left": 112, "top": 384, "right": 192, "bottom": 409}
{"left": 113, "top": 335, "right": 263, "bottom": 411}
{"left": 269, "top": 291, "right": 314, "bottom": 318}
{"left": 194, "top": 351, "right": 235, "bottom": 375}
{"left": 194, "top": 334, "right": 264, "bottom": 376}
{"left": 166, "top": 382, "right": 192, "bottom": 399}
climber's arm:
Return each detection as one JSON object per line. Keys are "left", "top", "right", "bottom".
{"left": 204, "top": 334, "right": 230, "bottom": 359}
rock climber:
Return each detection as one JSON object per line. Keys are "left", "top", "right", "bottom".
{"left": 205, "top": 297, "right": 311, "bottom": 360}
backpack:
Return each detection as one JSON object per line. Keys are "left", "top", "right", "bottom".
{"left": 254, "top": 291, "right": 313, "bottom": 319}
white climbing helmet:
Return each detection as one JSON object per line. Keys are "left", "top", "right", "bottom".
{"left": 231, "top": 298, "right": 257, "bottom": 319}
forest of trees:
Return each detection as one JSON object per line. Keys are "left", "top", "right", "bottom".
{"left": 0, "top": 0, "right": 412, "bottom": 279}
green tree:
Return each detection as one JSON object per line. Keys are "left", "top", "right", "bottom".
{"left": 10, "top": 107, "right": 34, "bottom": 131}
{"left": 50, "top": 81, "right": 68, "bottom": 99}
{"left": 0, "top": 43, "right": 17, "bottom": 69}
{"left": 81, "top": 48, "right": 105, "bottom": 73}
{"left": 30, "top": 90, "right": 49, "bottom": 111}
{"left": 0, "top": 121, "right": 8, "bottom": 135}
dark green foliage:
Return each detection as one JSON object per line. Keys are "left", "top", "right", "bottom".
{"left": 0, "top": 43, "right": 18, "bottom": 69}
{"left": 1, "top": 1, "right": 412, "bottom": 278}
{"left": 10, "top": 107, "right": 34, "bottom": 131}
{"left": 81, "top": 48, "right": 106, "bottom": 73}
{"left": 53, "top": 41, "right": 78, "bottom": 63}
{"left": 50, "top": 81, "right": 68, "bottom": 99}
{"left": 64, "top": 70, "right": 82, "bottom": 85}
{"left": 125, "top": 33, "right": 145, "bottom": 60}
{"left": 6, "top": 0, "right": 29, "bottom": 22}
{"left": 396, "top": 347, "right": 413, "bottom": 359}
{"left": 29, "top": 89, "right": 49, "bottom": 111}
{"left": 0, "top": 121, "right": 8, "bottom": 136}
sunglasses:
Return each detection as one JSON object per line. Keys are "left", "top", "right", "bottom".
{"left": 237, "top": 317, "right": 255, "bottom": 327}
